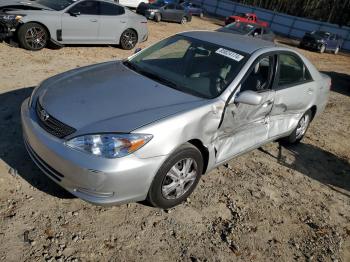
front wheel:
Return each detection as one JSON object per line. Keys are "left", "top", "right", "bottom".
{"left": 147, "top": 143, "right": 203, "bottom": 209}
{"left": 18, "top": 22, "right": 48, "bottom": 51}
{"left": 199, "top": 12, "right": 204, "bottom": 18}
{"left": 319, "top": 44, "right": 326, "bottom": 53}
{"left": 334, "top": 46, "right": 339, "bottom": 55}
{"left": 154, "top": 13, "right": 161, "bottom": 22}
{"left": 281, "top": 110, "right": 312, "bottom": 144}
{"left": 180, "top": 16, "right": 188, "bottom": 24}
{"left": 119, "top": 29, "right": 138, "bottom": 50}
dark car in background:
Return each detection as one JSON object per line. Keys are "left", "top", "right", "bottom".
{"left": 137, "top": 0, "right": 191, "bottom": 23}
{"left": 217, "top": 21, "right": 275, "bottom": 42}
{"left": 300, "top": 31, "right": 343, "bottom": 54}
{"left": 181, "top": 1, "right": 204, "bottom": 18}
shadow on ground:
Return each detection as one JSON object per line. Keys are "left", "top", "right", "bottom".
{"left": 321, "top": 71, "right": 350, "bottom": 97}
{"left": 259, "top": 143, "right": 350, "bottom": 197}
{"left": 0, "top": 87, "right": 74, "bottom": 199}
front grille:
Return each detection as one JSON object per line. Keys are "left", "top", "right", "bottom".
{"left": 36, "top": 101, "right": 76, "bottom": 138}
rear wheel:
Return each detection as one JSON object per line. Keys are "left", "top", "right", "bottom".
{"left": 281, "top": 110, "right": 312, "bottom": 144}
{"left": 180, "top": 16, "right": 187, "bottom": 24}
{"left": 147, "top": 143, "right": 203, "bottom": 209}
{"left": 319, "top": 44, "right": 326, "bottom": 53}
{"left": 18, "top": 22, "right": 48, "bottom": 51}
{"left": 120, "top": 29, "right": 137, "bottom": 50}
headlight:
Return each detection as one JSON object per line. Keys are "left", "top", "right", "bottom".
{"left": 316, "top": 39, "right": 324, "bottom": 43}
{"left": 65, "top": 133, "right": 153, "bottom": 159}
{"left": 147, "top": 9, "right": 158, "bottom": 12}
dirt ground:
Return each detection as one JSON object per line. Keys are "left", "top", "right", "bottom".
{"left": 0, "top": 17, "right": 349, "bottom": 262}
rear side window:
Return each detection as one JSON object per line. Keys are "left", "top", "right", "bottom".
{"left": 100, "top": 2, "right": 125, "bottom": 15}
{"left": 278, "top": 53, "right": 312, "bottom": 87}
{"left": 69, "top": 0, "right": 99, "bottom": 15}
{"left": 166, "top": 3, "right": 175, "bottom": 9}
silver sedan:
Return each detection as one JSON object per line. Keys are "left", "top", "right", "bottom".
{"left": 21, "top": 31, "right": 330, "bottom": 208}
{"left": 0, "top": 0, "right": 148, "bottom": 50}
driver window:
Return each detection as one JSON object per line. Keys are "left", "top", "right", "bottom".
{"left": 241, "top": 55, "right": 274, "bottom": 92}
{"left": 165, "top": 3, "right": 175, "bottom": 9}
{"left": 69, "top": 0, "right": 100, "bottom": 15}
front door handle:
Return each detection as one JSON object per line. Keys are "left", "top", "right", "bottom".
{"left": 262, "top": 100, "right": 273, "bottom": 107}
{"left": 90, "top": 19, "right": 98, "bottom": 22}
{"left": 120, "top": 21, "right": 126, "bottom": 23}
{"left": 308, "top": 88, "right": 314, "bottom": 94}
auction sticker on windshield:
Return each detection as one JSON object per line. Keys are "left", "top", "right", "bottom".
{"left": 215, "top": 48, "right": 244, "bottom": 62}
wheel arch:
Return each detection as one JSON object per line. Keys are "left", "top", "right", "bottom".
{"left": 309, "top": 105, "right": 317, "bottom": 121}
{"left": 118, "top": 27, "right": 139, "bottom": 45}
{"left": 187, "top": 139, "right": 209, "bottom": 174}
{"left": 18, "top": 21, "right": 52, "bottom": 39}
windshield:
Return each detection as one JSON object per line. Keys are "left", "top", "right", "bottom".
{"left": 36, "top": 0, "right": 76, "bottom": 10}
{"left": 224, "top": 22, "right": 255, "bottom": 34}
{"left": 151, "top": 0, "right": 166, "bottom": 7}
{"left": 124, "top": 35, "right": 248, "bottom": 99}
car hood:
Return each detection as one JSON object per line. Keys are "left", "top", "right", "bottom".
{"left": 38, "top": 61, "right": 206, "bottom": 135}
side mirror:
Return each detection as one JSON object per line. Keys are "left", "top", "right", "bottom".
{"left": 69, "top": 11, "right": 81, "bottom": 17}
{"left": 234, "top": 90, "right": 262, "bottom": 105}
{"left": 134, "top": 47, "right": 142, "bottom": 54}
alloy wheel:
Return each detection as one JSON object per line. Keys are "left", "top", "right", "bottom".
{"left": 296, "top": 114, "right": 310, "bottom": 139}
{"left": 121, "top": 30, "right": 137, "bottom": 50}
{"left": 161, "top": 158, "right": 198, "bottom": 200}
{"left": 25, "top": 27, "right": 47, "bottom": 50}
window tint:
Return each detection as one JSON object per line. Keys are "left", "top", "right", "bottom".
{"left": 166, "top": 3, "right": 175, "bottom": 9}
{"left": 100, "top": 2, "right": 125, "bottom": 15}
{"left": 176, "top": 4, "right": 184, "bottom": 10}
{"left": 241, "top": 55, "right": 274, "bottom": 92}
{"left": 278, "top": 53, "right": 312, "bottom": 86}
{"left": 69, "top": 0, "right": 99, "bottom": 15}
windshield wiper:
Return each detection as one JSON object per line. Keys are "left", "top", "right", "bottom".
{"left": 122, "top": 60, "right": 181, "bottom": 90}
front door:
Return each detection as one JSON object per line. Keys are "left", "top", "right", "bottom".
{"left": 61, "top": 0, "right": 100, "bottom": 43}
{"left": 215, "top": 55, "right": 277, "bottom": 163}
{"left": 269, "top": 52, "right": 315, "bottom": 138}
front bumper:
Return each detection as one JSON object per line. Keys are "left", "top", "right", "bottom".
{"left": 300, "top": 41, "right": 323, "bottom": 50}
{"left": 21, "top": 98, "right": 167, "bottom": 206}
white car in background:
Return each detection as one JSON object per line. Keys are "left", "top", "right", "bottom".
{"left": 118, "top": 0, "right": 149, "bottom": 8}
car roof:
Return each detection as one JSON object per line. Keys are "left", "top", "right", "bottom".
{"left": 179, "top": 31, "right": 275, "bottom": 54}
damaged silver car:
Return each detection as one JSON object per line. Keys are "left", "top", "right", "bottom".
{"left": 21, "top": 31, "right": 330, "bottom": 208}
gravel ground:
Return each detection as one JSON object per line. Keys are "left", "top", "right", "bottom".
{"left": 0, "top": 17, "right": 349, "bottom": 262}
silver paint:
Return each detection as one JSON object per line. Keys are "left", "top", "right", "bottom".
{"left": 21, "top": 31, "right": 330, "bottom": 206}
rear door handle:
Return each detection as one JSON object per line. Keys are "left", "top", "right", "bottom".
{"left": 90, "top": 19, "right": 98, "bottom": 22}
{"left": 120, "top": 21, "right": 126, "bottom": 23}
{"left": 308, "top": 88, "right": 314, "bottom": 94}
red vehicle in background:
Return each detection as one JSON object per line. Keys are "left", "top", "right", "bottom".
{"left": 225, "top": 13, "right": 269, "bottom": 27}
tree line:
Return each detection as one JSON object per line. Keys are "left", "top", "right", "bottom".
{"left": 231, "top": 0, "right": 350, "bottom": 26}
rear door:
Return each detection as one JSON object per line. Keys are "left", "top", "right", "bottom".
{"left": 61, "top": 0, "right": 100, "bottom": 43}
{"left": 269, "top": 52, "right": 314, "bottom": 139}
{"left": 98, "top": 1, "right": 126, "bottom": 43}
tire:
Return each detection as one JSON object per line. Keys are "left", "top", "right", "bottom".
{"left": 281, "top": 110, "right": 312, "bottom": 144}
{"left": 334, "top": 46, "right": 339, "bottom": 55}
{"left": 17, "top": 22, "right": 49, "bottom": 51}
{"left": 180, "top": 16, "right": 187, "bottom": 24}
{"left": 147, "top": 143, "right": 203, "bottom": 209}
{"left": 154, "top": 13, "right": 161, "bottom": 22}
{"left": 199, "top": 12, "right": 204, "bottom": 18}
{"left": 119, "top": 29, "right": 138, "bottom": 50}
{"left": 319, "top": 44, "right": 326, "bottom": 54}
